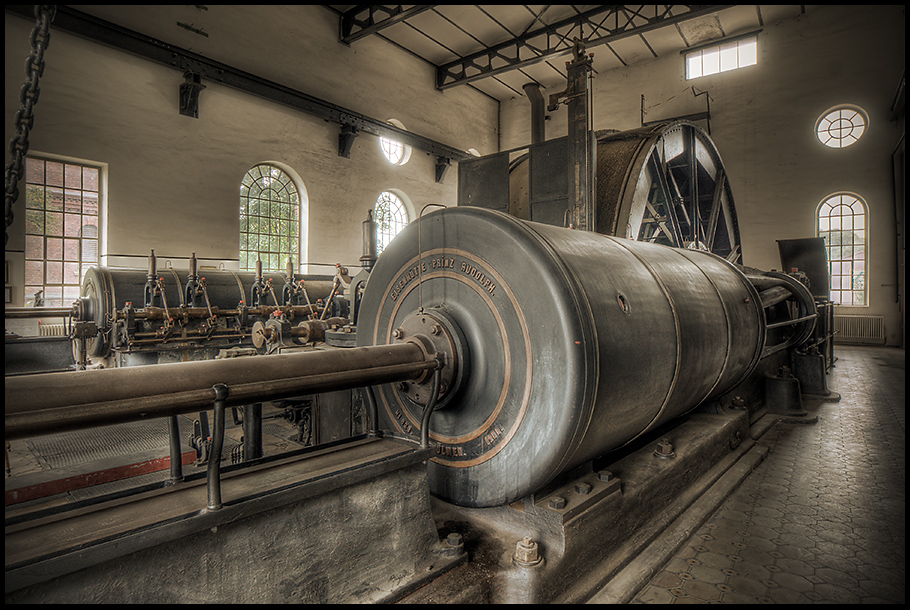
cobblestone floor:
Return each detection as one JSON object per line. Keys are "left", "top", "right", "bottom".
{"left": 632, "top": 345, "right": 905, "bottom": 604}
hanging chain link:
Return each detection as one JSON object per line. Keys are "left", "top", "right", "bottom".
{"left": 5, "top": 5, "right": 56, "bottom": 246}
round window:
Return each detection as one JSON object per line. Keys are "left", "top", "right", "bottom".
{"left": 815, "top": 105, "right": 867, "bottom": 148}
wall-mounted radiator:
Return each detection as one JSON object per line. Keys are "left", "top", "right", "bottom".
{"left": 38, "top": 323, "right": 67, "bottom": 337}
{"left": 833, "top": 315, "right": 885, "bottom": 344}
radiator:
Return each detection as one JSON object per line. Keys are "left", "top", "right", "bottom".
{"left": 833, "top": 315, "right": 885, "bottom": 344}
{"left": 38, "top": 323, "right": 67, "bottom": 337}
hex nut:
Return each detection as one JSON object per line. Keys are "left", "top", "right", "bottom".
{"left": 392, "top": 328, "right": 404, "bottom": 339}
{"left": 446, "top": 532, "right": 463, "bottom": 547}
{"left": 597, "top": 470, "right": 614, "bottom": 482}
{"left": 575, "top": 482, "right": 592, "bottom": 495}
{"left": 514, "top": 537, "right": 542, "bottom": 567}
{"left": 548, "top": 496, "right": 567, "bottom": 510}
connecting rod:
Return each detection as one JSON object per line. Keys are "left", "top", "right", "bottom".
{"left": 5, "top": 342, "right": 436, "bottom": 440}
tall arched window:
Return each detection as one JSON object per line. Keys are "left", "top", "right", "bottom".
{"left": 817, "top": 193, "right": 867, "bottom": 306}
{"left": 240, "top": 164, "right": 300, "bottom": 272}
{"left": 374, "top": 191, "right": 409, "bottom": 253}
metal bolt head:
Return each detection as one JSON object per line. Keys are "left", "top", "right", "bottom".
{"left": 597, "top": 470, "right": 614, "bottom": 482}
{"left": 392, "top": 328, "right": 404, "bottom": 340}
{"left": 514, "top": 537, "right": 541, "bottom": 566}
{"left": 431, "top": 324, "right": 443, "bottom": 336}
{"left": 548, "top": 496, "right": 566, "bottom": 510}
{"left": 446, "top": 532, "right": 463, "bottom": 547}
{"left": 396, "top": 382, "right": 408, "bottom": 392}
{"left": 731, "top": 396, "right": 746, "bottom": 409}
{"left": 575, "top": 482, "right": 592, "bottom": 495}
{"left": 654, "top": 438, "right": 676, "bottom": 459}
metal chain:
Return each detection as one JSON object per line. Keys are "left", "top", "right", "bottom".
{"left": 5, "top": 5, "right": 56, "bottom": 246}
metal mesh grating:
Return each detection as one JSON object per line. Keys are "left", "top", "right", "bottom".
{"left": 26, "top": 418, "right": 187, "bottom": 470}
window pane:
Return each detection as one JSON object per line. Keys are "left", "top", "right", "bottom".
{"left": 26, "top": 185, "right": 45, "bottom": 210}
{"left": 46, "top": 161, "right": 64, "bottom": 187}
{"left": 720, "top": 43, "right": 738, "bottom": 72}
{"left": 83, "top": 167, "right": 99, "bottom": 191}
{"left": 83, "top": 191, "right": 99, "bottom": 216}
{"left": 64, "top": 238, "right": 79, "bottom": 261}
{"left": 46, "top": 261, "right": 62, "bottom": 283}
{"left": 47, "top": 187, "right": 64, "bottom": 212}
{"left": 65, "top": 213, "right": 81, "bottom": 237}
{"left": 46, "top": 237, "right": 62, "bottom": 260}
{"left": 702, "top": 48, "right": 720, "bottom": 75}
{"left": 26, "top": 260, "right": 43, "bottom": 285}
{"left": 82, "top": 238, "right": 98, "bottom": 263}
{"left": 738, "top": 39, "right": 757, "bottom": 66}
{"left": 26, "top": 157, "right": 44, "bottom": 184}
{"left": 64, "top": 262, "right": 81, "bottom": 284}
{"left": 25, "top": 234, "right": 43, "bottom": 259}
{"left": 64, "top": 164, "right": 82, "bottom": 188}
{"left": 25, "top": 209, "right": 44, "bottom": 234}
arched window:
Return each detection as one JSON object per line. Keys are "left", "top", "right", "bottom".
{"left": 379, "top": 119, "right": 411, "bottom": 166}
{"left": 817, "top": 193, "right": 867, "bottom": 306}
{"left": 239, "top": 164, "right": 300, "bottom": 272}
{"left": 374, "top": 191, "right": 409, "bottom": 253}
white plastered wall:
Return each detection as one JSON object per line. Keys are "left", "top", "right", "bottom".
{"left": 4, "top": 5, "right": 498, "bottom": 303}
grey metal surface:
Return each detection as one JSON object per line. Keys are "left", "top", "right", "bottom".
{"left": 633, "top": 345, "right": 905, "bottom": 603}
{"left": 457, "top": 151, "right": 509, "bottom": 212}
{"left": 356, "top": 206, "right": 765, "bottom": 507}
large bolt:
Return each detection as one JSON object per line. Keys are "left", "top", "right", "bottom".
{"left": 731, "top": 396, "right": 746, "bottom": 410}
{"left": 654, "top": 438, "right": 676, "bottom": 459}
{"left": 597, "top": 470, "right": 614, "bottom": 482}
{"left": 392, "top": 328, "right": 404, "bottom": 340}
{"left": 431, "top": 324, "right": 443, "bottom": 336}
{"left": 548, "top": 496, "right": 566, "bottom": 510}
{"left": 446, "top": 532, "right": 463, "bottom": 547}
{"left": 575, "top": 482, "right": 592, "bottom": 495}
{"left": 513, "top": 537, "right": 542, "bottom": 567}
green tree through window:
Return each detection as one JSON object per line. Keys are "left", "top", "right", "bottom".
{"left": 817, "top": 193, "right": 866, "bottom": 305}
{"left": 240, "top": 164, "right": 299, "bottom": 272}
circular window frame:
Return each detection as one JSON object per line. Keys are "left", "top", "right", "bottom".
{"left": 379, "top": 119, "right": 412, "bottom": 166}
{"left": 815, "top": 105, "right": 868, "bottom": 149}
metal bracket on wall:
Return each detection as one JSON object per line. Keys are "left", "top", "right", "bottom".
{"left": 179, "top": 72, "right": 205, "bottom": 119}
{"left": 435, "top": 156, "right": 451, "bottom": 184}
{"left": 339, "top": 124, "right": 359, "bottom": 158}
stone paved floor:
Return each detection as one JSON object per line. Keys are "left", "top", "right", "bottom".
{"left": 632, "top": 345, "right": 905, "bottom": 604}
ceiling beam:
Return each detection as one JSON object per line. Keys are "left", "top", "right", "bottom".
{"left": 4, "top": 5, "right": 470, "bottom": 163}
{"left": 340, "top": 5, "right": 436, "bottom": 45}
{"left": 437, "top": 5, "right": 733, "bottom": 90}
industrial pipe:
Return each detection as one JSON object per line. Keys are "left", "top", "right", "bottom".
{"left": 522, "top": 82, "right": 546, "bottom": 145}
{"left": 5, "top": 342, "right": 437, "bottom": 440}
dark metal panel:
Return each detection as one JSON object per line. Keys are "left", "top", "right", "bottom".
{"left": 777, "top": 237, "right": 830, "bottom": 298}
{"left": 456, "top": 152, "right": 510, "bottom": 212}
{"left": 529, "top": 134, "right": 569, "bottom": 227}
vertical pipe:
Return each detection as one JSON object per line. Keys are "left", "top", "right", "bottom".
{"left": 242, "top": 402, "right": 263, "bottom": 460}
{"left": 207, "top": 384, "right": 228, "bottom": 511}
{"left": 522, "top": 83, "right": 545, "bottom": 145}
{"left": 167, "top": 415, "right": 183, "bottom": 484}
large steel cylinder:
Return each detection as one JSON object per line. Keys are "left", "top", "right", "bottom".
{"left": 357, "top": 206, "right": 765, "bottom": 507}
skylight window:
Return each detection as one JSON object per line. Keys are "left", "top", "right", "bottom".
{"left": 686, "top": 36, "right": 757, "bottom": 80}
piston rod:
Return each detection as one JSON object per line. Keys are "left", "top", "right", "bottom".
{"left": 5, "top": 341, "right": 436, "bottom": 440}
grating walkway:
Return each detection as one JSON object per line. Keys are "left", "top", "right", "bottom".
{"left": 631, "top": 345, "right": 905, "bottom": 604}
